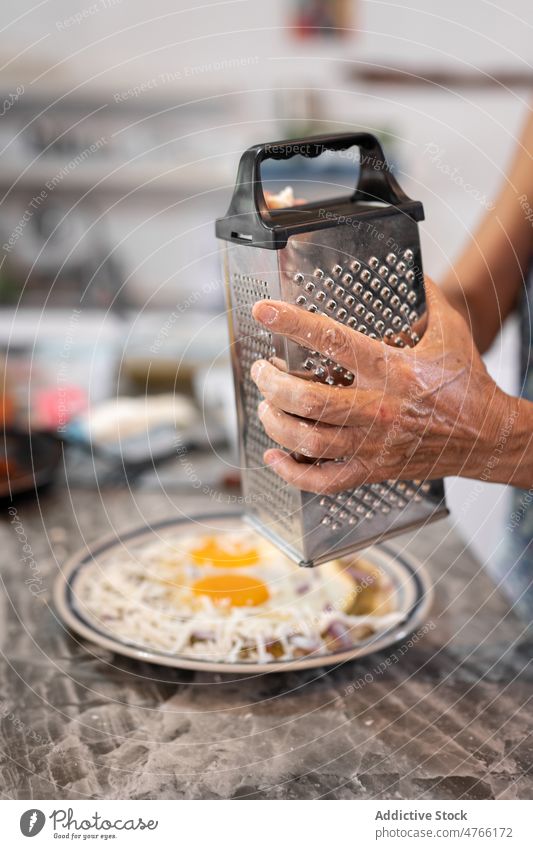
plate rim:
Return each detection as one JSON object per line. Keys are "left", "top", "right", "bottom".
{"left": 53, "top": 511, "right": 434, "bottom": 674}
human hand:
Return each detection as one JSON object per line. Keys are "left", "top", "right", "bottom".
{"left": 250, "top": 277, "right": 513, "bottom": 494}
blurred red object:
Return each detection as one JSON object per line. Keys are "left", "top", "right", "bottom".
{"left": 35, "top": 386, "right": 87, "bottom": 431}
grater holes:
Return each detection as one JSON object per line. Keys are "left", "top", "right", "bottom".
{"left": 287, "top": 245, "right": 422, "bottom": 386}
{"left": 231, "top": 272, "right": 297, "bottom": 534}
{"left": 318, "top": 478, "right": 428, "bottom": 532}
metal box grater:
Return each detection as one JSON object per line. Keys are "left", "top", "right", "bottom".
{"left": 216, "top": 132, "right": 447, "bottom": 566}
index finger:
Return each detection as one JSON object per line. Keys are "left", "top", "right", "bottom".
{"left": 252, "top": 299, "right": 396, "bottom": 376}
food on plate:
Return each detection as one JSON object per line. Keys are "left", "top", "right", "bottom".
{"left": 75, "top": 528, "right": 401, "bottom": 663}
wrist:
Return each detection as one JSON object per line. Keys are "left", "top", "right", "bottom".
{"left": 473, "top": 388, "right": 533, "bottom": 488}
{"left": 500, "top": 395, "right": 533, "bottom": 489}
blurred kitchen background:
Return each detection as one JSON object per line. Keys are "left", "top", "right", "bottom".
{"left": 0, "top": 0, "right": 531, "bottom": 575}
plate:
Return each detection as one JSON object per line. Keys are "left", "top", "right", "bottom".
{"left": 54, "top": 512, "right": 433, "bottom": 674}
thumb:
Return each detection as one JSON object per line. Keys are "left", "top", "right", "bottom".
{"left": 422, "top": 275, "right": 448, "bottom": 311}
{"left": 416, "top": 276, "right": 450, "bottom": 350}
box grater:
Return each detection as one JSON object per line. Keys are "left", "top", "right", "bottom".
{"left": 216, "top": 132, "right": 447, "bottom": 567}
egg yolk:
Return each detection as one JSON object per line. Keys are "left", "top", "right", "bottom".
{"left": 190, "top": 537, "right": 259, "bottom": 568}
{"left": 192, "top": 573, "right": 269, "bottom": 607}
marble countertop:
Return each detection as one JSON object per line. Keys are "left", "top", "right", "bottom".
{"left": 1, "top": 486, "right": 531, "bottom": 800}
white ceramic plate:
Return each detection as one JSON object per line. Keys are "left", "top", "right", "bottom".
{"left": 54, "top": 512, "right": 433, "bottom": 674}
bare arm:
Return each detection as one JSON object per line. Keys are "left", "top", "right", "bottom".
{"left": 442, "top": 106, "right": 533, "bottom": 352}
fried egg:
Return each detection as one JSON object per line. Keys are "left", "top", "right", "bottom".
{"left": 154, "top": 530, "right": 355, "bottom": 618}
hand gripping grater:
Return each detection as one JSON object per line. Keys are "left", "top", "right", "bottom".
{"left": 216, "top": 132, "right": 448, "bottom": 567}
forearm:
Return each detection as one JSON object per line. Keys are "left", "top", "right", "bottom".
{"left": 441, "top": 106, "right": 533, "bottom": 353}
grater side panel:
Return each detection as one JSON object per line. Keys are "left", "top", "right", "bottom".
{"left": 299, "top": 481, "right": 447, "bottom": 566}
{"left": 271, "top": 217, "right": 447, "bottom": 565}
{"left": 222, "top": 242, "right": 304, "bottom": 551}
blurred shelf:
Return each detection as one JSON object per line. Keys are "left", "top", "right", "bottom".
{"left": 348, "top": 65, "right": 533, "bottom": 89}
{"left": 0, "top": 160, "right": 234, "bottom": 195}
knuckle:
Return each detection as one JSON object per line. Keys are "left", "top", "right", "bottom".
{"left": 339, "top": 429, "right": 356, "bottom": 458}
{"left": 320, "top": 476, "right": 344, "bottom": 496}
{"left": 373, "top": 352, "right": 390, "bottom": 380}
{"left": 280, "top": 304, "right": 304, "bottom": 334}
{"left": 297, "top": 386, "right": 323, "bottom": 419}
{"left": 319, "top": 323, "right": 352, "bottom": 363}
{"left": 304, "top": 429, "right": 324, "bottom": 459}
{"left": 396, "top": 356, "right": 414, "bottom": 385}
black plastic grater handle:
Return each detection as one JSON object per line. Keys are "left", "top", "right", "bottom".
{"left": 215, "top": 132, "right": 423, "bottom": 249}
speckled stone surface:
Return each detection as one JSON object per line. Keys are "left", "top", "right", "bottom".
{"left": 1, "top": 487, "right": 531, "bottom": 800}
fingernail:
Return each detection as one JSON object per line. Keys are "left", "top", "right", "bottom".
{"left": 254, "top": 302, "right": 279, "bottom": 326}
{"left": 264, "top": 448, "right": 282, "bottom": 466}
{"left": 250, "top": 360, "right": 263, "bottom": 381}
